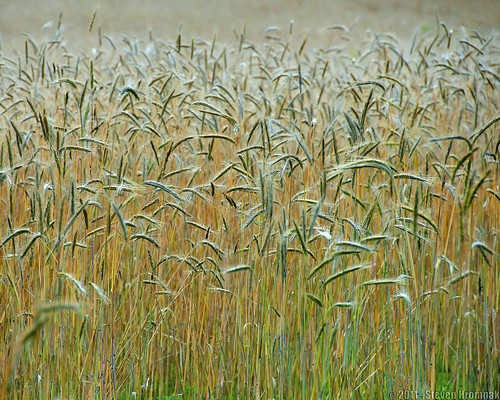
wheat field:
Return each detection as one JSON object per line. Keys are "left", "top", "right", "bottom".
{"left": 0, "top": 19, "right": 499, "bottom": 399}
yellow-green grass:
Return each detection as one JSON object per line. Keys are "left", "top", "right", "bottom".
{"left": 0, "top": 25, "right": 499, "bottom": 399}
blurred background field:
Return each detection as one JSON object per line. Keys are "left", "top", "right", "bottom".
{"left": 1, "top": 0, "right": 499, "bottom": 51}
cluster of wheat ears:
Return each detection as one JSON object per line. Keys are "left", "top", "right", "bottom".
{"left": 0, "top": 22, "right": 498, "bottom": 399}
